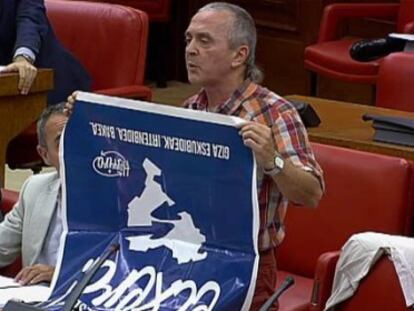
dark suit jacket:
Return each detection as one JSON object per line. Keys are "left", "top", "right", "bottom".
{"left": 0, "top": 0, "right": 91, "bottom": 104}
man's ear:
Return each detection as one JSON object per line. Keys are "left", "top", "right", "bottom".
{"left": 231, "top": 45, "right": 249, "bottom": 68}
{"left": 37, "top": 145, "right": 50, "bottom": 165}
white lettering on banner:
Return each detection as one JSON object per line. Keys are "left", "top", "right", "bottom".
{"left": 212, "top": 144, "right": 230, "bottom": 160}
{"left": 92, "top": 151, "right": 130, "bottom": 177}
{"left": 161, "top": 136, "right": 212, "bottom": 157}
{"left": 89, "top": 122, "right": 116, "bottom": 139}
{"left": 88, "top": 121, "right": 232, "bottom": 160}
{"left": 48, "top": 259, "right": 220, "bottom": 311}
{"left": 116, "top": 127, "right": 161, "bottom": 148}
{"left": 74, "top": 300, "right": 95, "bottom": 311}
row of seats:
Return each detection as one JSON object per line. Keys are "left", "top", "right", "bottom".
{"left": 277, "top": 143, "right": 414, "bottom": 311}
{"left": 309, "top": 49, "right": 414, "bottom": 113}
{"left": 6, "top": 0, "right": 414, "bottom": 174}
{"left": 305, "top": 0, "right": 414, "bottom": 109}
{"left": 2, "top": 142, "right": 414, "bottom": 310}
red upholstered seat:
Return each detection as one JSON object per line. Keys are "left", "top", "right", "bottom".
{"left": 63, "top": 0, "right": 171, "bottom": 87}
{"left": 277, "top": 270, "right": 313, "bottom": 311}
{"left": 96, "top": 0, "right": 170, "bottom": 22}
{"left": 304, "top": 1, "right": 414, "bottom": 94}
{"left": 6, "top": 0, "right": 151, "bottom": 171}
{"left": 0, "top": 189, "right": 22, "bottom": 277}
{"left": 46, "top": 0, "right": 150, "bottom": 95}
{"left": 336, "top": 255, "right": 409, "bottom": 311}
{"left": 376, "top": 52, "right": 414, "bottom": 112}
{"left": 1, "top": 189, "right": 18, "bottom": 215}
{"left": 276, "top": 143, "right": 414, "bottom": 311}
{"left": 304, "top": 39, "right": 380, "bottom": 83}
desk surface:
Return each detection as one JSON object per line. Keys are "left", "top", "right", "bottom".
{"left": 0, "top": 69, "right": 53, "bottom": 187}
{"left": 286, "top": 95, "right": 414, "bottom": 161}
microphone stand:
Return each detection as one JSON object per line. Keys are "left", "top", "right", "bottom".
{"left": 3, "top": 243, "right": 119, "bottom": 311}
{"left": 258, "top": 276, "right": 295, "bottom": 311}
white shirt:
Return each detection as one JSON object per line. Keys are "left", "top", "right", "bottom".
{"left": 325, "top": 232, "right": 414, "bottom": 310}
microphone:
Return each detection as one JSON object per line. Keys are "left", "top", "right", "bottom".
{"left": 63, "top": 243, "right": 120, "bottom": 311}
{"left": 258, "top": 276, "right": 295, "bottom": 311}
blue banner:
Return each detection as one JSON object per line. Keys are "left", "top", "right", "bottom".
{"left": 45, "top": 92, "right": 259, "bottom": 310}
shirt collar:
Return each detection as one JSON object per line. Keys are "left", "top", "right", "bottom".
{"left": 192, "top": 79, "right": 258, "bottom": 115}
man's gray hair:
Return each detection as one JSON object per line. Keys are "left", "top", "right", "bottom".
{"left": 37, "top": 102, "right": 66, "bottom": 148}
{"left": 198, "top": 2, "right": 263, "bottom": 83}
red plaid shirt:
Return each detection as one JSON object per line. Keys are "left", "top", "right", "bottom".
{"left": 184, "top": 80, "right": 323, "bottom": 251}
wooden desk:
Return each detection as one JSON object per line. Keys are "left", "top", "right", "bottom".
{"left": 286, "top": 95, "right": 414, "bottom": 161}
{"left": 0, "top": 69, "right": 53, "bottom": 187}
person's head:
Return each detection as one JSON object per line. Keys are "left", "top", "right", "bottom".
{"left": 185, "top": 2, "right": 262, "bottom": 88}
{"left": 36, "top": 102, "right": 68, "bottom": 170}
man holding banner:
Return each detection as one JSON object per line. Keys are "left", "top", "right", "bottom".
{"left": 64, "top": 3, "right": 323, "bottom": 310}
{"left": 183, "top": 3, "right": 324, "bottom": 310}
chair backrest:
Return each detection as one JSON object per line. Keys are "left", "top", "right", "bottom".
{"left": 376, "top": 52, "right": 414, "bottom": 112}
{"left": 0, "top": 189, "right": 18, "bottom": 215}
{"left": 277, "top": 143, "right": 414, "bottom": 278}
{"left": 63, "top": 0, "right": 170, "bottom": 22}
{"left": 337, "top": 255, "right": 409, "bottom": 310}
{"left": 397, "top": 0, "right": 414, "bottom": 32}
{"left": 0, "top": 189, "right": 22, "bottom": 277}
{"left": 45, "top": 0, "right": 149, "bottom": 91}
{"left": 116, "top": 0, "right": 171, "bottom": 22}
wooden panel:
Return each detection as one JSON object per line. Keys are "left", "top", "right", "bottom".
{"left": 317, "top": 76, "right": 374, "bottom": 105}
{"left": 286, "top": 95, "right": 414, "bottom": 161}
{"left": 237, "top": 0, "right": 300, "bottom": 34}
{"left": 245, "top": 0, "right": 323, "bottom": 95}
{"left": 0, "top": 69, "right": 53, "bottom": 186}
{"left": 0, "top": 69, "right": 53, "bottom": 96}
{"left": 256, "top": 36, "right": 308, "bottom": 95}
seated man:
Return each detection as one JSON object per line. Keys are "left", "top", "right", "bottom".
{"left": 0, "top": 103, "right": 67, "bottom": 285}
{"left": 0, "top": 0, "right": 90, "bottom": 102}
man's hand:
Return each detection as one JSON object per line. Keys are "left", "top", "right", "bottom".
{"left": 239, "top": 122, "right": 276, "bottom": 169}
{"left": 64, "top": 91, "right": 79, "bottom": 116}
{"left": 2, "top": 56, "right": 37, "bottom": 95}
{"left": 240, "top": 121, "right": 323, "bottom": 207}
{"left": 15, "top": 264, "right": 55, "bottom": 285}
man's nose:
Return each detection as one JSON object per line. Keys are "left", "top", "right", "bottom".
{"left": 186, "top": 39, "right": 197, "bottom": 55}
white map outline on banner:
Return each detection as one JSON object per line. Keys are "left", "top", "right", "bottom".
{"left": 126, "top": 158, "right": 208, "bottom": 264}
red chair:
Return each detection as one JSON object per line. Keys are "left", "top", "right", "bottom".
{"left": 276, "top": 143, "right": 414, "bottom": 311}
{"left": 93, "top": 0, "right": 171, "bottom": 22}
{"left": 6, "top": 0, "right": 151, "bottom": 172}
{"left": 333, "top": 255, "right": 410, "bottom": 311}
{"left": 304, "top": 0, "right": 414, "bottom": 96}
{"left": 376, "top": 52, "right": 414, "bottom": 112}
{"left": 0, "top": 189, "right": 22, "bottom": 277}
{"left": 102, "top": 0, "right": 171, "bottom": 87}
{"left": 65, "top": 0, "right": 171, "bottom": 87}
{"left": 1, "top": 189, "right": 18, "bottom": 214}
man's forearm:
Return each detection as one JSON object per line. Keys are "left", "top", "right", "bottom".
{"left": 271, "top": 160, "right": 323, "bottom": 207}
